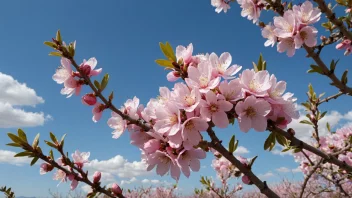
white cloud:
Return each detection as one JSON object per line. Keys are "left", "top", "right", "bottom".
{"left": 121, "top": 177, "right": 137, "bottom": 185}
{"left": 234, "top": 146, "right": 250, "bottom": 155}
{"left": 276, "top": 167, "right": 290, "bottom": 173}
{"left": 0, "top": 150, "right": 31, "bottom": 166}
{"left": 85, "top": 155, "right": 149, "bottom": 179}
{"left": 141, "top": 179, "right": 160, "bottom": 184}
{"left": 258, "top": 171, "right": 275, "bottom": 179}
{"left": 292, "top": 167, "right": 301, "bottom": 173}
{"left": 271, "top": 147, "right": 293, "bottom": 156}
{"left": 0, "top": 72, "right": 50, "bottom": 128}
{"left": 0, "top": 73, "right": 44, "bottom": 106}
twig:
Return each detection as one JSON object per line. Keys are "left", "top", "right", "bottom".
{"left": 318, "top": 92, "right": 344, "bottom": 105}
{"left": 206, "top": 126, "right": 280, "bottom": 198}
{"left": 299, "top": 158, "right": 323, "bottom": 198}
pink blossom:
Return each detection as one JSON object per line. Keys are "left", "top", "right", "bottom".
{"left": 154, "top": 103, "right": 181, "bottom": 136}
{"left": 274, "top": 10, "right": 296, "bottom": 38}
{"left": 130, "top": 130, "right": 153, "bottom": 148}
{"left": 176, "top": 43, "right": 193, "bottom": 64}
{"left": 122, "top": 96, "right": 140, "bottom": 120}
{"left": 240, "top": 69, "right": 271, "bottom": 97}
{"left": 79, "top": 57, "right": 102, "bottom": 77}
{"left": 294, "top": 26, "right": 318, "bottom": 48}
{"left": 235, "top": 95, "right": 271, "bottom": 132}
{"left": 267, "top": 75, "right": 287, "bottom": 102}
{"left": 209, "top": 52, "right": 242, "bottom": 79}
{"left": 146, "top": 150, "right": 181, "bottom": 180}
{"left": 40, "top": 163, "right": 53, "bottom": 175}
{"left": 82, "top": 93, "right": 97, "bottom": 106}
{"left": 182, "top": 117, "right": 209, "bottom": 149}
{"left": 108, "top": 112, "right": 127, "bottom": 139}
{"left": 67, "top": 174, "right": 79, "bottom": 190}
{"left": 143, "top": 139, "right": 161, "bottom": 154}
{"left": 172, "top": 83, "right": 200, "bottom": 112}
{"left": 219, "top": 79, "right": 244, "bottom": 102}
{"left": 93, "top": 171, "right": 101, "bottom": 183}
{"left": 293, "top": 1, "right": 321, "bottom": 25}
{"left": 72, "top": 150, "right": 90, "bottom": 168}
{"left": 53, "top": 169, "right": 66, "bottom": 186}
{"left": 53, "top": 58, "right": 72, "bottom": 84}
{"left": 336, "top": 39, "right": 352, "bottom": 56}
{"left": 112, "top": 183, "right": 123, "bottom": 195}
{"left": 238, "top": 0, "right": 261, "bottom": 23}
{"left": 277, "top": 37, "right": 296, "bottom": 57}
{"left": 339, "top": 153, "right": 352, "bottom": 166}
{"left": 200, "top": 91, "right": 233, "bottom": 128}
{"left": 186, "top": 61, "right": 220, "bottom": 93}
{"left": 92, "top": 102, "right": 105, "bottom": 122}
{"left": 262, "top": 23, "right": 277, "bottom": 47}
{"left": 167, "top": 71, "right": 180, "bottom": 82}
{"left": 177, "top": 148, "right": 206, "bottom": 177}
{"left": 211, "top": 0, "right": 230, "bottom": 13}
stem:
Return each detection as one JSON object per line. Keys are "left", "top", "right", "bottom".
{"left": 317, "top": 92, "right": 344, "bottom": 105}
{"left": 301, "top": 150, "right": 314, "bottom": 165}
{"left": 313, "top": 0, "right": 352, "bottom": 41}
{"left": 68, "top": 57, "right": 152, "bottom": 132}
{"left": 267, "top": 123, "right": 352, "bottom": 172}
{"left": 299, "top": 158, "right": 323, "bottom": 198}
{"left": 206, "top": 126, "right": 280, "bottom": 198}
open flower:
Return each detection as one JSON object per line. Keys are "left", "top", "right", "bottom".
{"left": 262, "top": 23, "right": 277, "bottom": 47}
{"left": 186, "top": 61, "right": 220, "bottom": 93}
{"left": 200, "top": 91, "right": 233, "bottom": 128}
{"left": 92, "top": 102, "right": 105, "bottom": 122}
{"left": 176, "top": 43, "right": 193, "bottom": 64}
{"left": 219, "top": 79, "right": 244, "bottom": 102}
{"left": 146, "top": 150, "right": 181, "bottom": 180}
{"left": 294, "top": 26, "right": 318, "bottom": 48}
{"left": 277, "top": 37, "right": 296, "bottom": 57}
{"left": 172, "top": 83, "right": 201, "bottom": 112}
{"left": 274, "top": 10, "right": 296, "bottom": 38}
{"left": 72, "top": 150, "right": 90, "bottom": 169}
{"left": 79, "top": 57, "right": 102, "bottom": 77}
{"left": 182, "top": 117, "right": 209, "bottom": 149}
{"left": 108, "top": 112, "right": 127, "bottom": 139}
{"left": 240, "top": 69, "right": 271, "bottom": 96}
{"left": 293, "top": 1, "right": 321, "bottom": 25}
{"left": 235, "top": 95, "right": 271, "bottom": 132}
{"left": 209, "top": 52, "right": 242, "bottom": 79}
{"left": 177, "top": 148, "right": 206, "bottom": 177}
{"left": 154, "top": 103, "right": 181, "bottom": 136}
{"left": 238, "top": 0, "right": 261, "bottom": 23}
{"left": 211, "top": 0, "right": 231, "bottom": 13}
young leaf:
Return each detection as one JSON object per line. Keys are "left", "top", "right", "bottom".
{"left": 44, "top": 41, "right": 57, "bottom": 48}
{"left": 49, "top": 149, "right": 54, "bottom": 160}
{"left": 7, "top": 133, "right": 24, "bottom": 144}
{"left": 101, "top": 74, "right": 109, "bottom": 91}
{"left": 32, "top": 133, "right": 40, "bottom": 149}
{"left": 56, "top": 30, "right": 62, "bottom": 43}
{"left": 155, "top": 59, "right": 174, "bottom": 68}
{"left": 300, "top": 120, "right": 313, "bottom": 125}
{"left": 17, "top": 129, "right": 28, "bottom": 143}
{"left": 49, "top": 52, "right": 62, "bottom": 57}
{"left": 327, "top": 122, "right": 331, "bottom": 132}
{"left": 159, "top": 42, "right": 176, "bottom": 62}
{"left": 14, "top": 151, "right": 32, "bottom": 157}
{"left": 94, "top": 80, "right": 101, "bottom": 90}
{"left": 44, "top": 140, "right": 57, "bottom": 149}
{"left": 6, "top": 143, "right": 21, "bottom": 147}
{"left": 50, "top": 132, "right": 58, "bottom": 144}
{"left": 30, "top": 157, "right": 39, "bottom": 166}
{"left": 276, "top": 133, "right": 288, "bottom": 146}
{"left": 229, "top": 135, "right": 235, "bottom": 153}
{"left": 264, "top": 133, "right": 275, "bottom": 151}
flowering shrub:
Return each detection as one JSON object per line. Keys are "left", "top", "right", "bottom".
{"left": 3, "top": 0, "right": 352, "bottom": 197}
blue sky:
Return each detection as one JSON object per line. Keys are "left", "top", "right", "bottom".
{"left": 0, "top": 0, "right": 351, "bottom": 197}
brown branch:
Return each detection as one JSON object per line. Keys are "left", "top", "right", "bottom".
{"left": 68, "top": 57, "right": 152, "bottom": 132}
{"left": 313, "top": 0, "right": 352, "bottom": 41}
{"left": 267, "top": 123, "right": 352, "bottom": 172}
{"left": 299, "top": 158, "right": 323, "bottom": 198}
{"left": 321, "top": 174, "right": 350, "bottom": 197}
{"left": 301, "top": 150, "right": 315, "bottom": 165}
{"left": 206, "top": 126, "right": 280, "bottom": 198}
{"left": 317, "top": 92, "right": 344, "bottom": 105}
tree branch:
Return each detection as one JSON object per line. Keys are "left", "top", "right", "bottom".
{"left": 206, "top": 126, "right": 280, "bottom": 198}
{"left": 317, "top": 92, "right": 344, "bottom": 105}
{"left": 299, "top": 158, "right": 323, "bottom": 198}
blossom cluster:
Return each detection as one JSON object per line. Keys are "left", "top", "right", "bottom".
{"left": 294, "top": 126, "right": 352, "bottom": 183}
{"left": 103, "top": 43, "right": 299, "bottom": 181}
{"left": 262, "top": 1, "right": 321, "bottom": 57}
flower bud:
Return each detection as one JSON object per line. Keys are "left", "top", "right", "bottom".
{"left": 93, "top": 171, "right": 101, "bottom": 183}
{"left": 40, "top": 163, "right": 54, "bottom": 175}
{"left": 320, "top": 35, "right": 327, "bottom": 41}
{"left": 111, "top": 183, "right": 122, "bottom": 195}
{"left": 80, "top": 64, "right": 92, "bottom": 76}
{"left": 242, "top": 175, "right": 251, "bottom": 184}
{"left": 82, "top": 93, "right": 97, "bottom": 106}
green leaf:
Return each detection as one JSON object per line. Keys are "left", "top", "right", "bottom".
{"left": 300, "top": 120, "right": 313, "bottom": 125}
{"left": 257, "top": 54, "right": 263, "bottom": 71}
{"left": 94, "top": 80, "right": 101, "bottom": 90}
{"left": 229, "top": 135, "right": 235, "bottom": 153}
{"left": 308, "top": 84, "right": 314, "bottom": 98}
{"left": 44, "top": 41, "right": 57, "bottom": 48}
{"left": 330, "top": 59, "right": 339, "bottom": 72}
{"left": 17, "top": 129, "right": 28, "bottom": 143}
{"left": 264, "top": 133, "right": 276, "bottom": 151}
{"left": 49, "top": 52, "right": 62, "bottom": 57}
{"left": 14, "top": 151, "right": 32, "bottom": 157}
{"left": 252, "top": 62, "right": 258, "bottom": 72}
{"left": 100, "top": 74, "right": 109, "bottom": 91}
{"left": 327, "top": 122, "right": 331, "bottom": 132}
{"left": 6, "top": 143, "right": 22, "bottom": 147}
{"left": 7, "top": 133, "right": 24, "bottom": 144}
{"left": 341, "top": 70, "right": 348, "bottom": 85}
{"left": 308, "top": 65, "right": 323, "bottom": 74}
{"left": 60, "top": 134, "right": 66, "bottom": 148}
{"left": 30, "top": 157, "right": 39, "bottom": 166}
{"left": 32, "top": 133, "right": 40, "bottom": 149}
{"left": 159, "top": 42, "right": 176, "bottom": 62}
{"left": 319, "top": 111, "right": 327, "bottom": 120}
{"left": 50, "top": 132, "right": 58, "bottom": 144}
{"left": 44, "top": 140, "right": 57, "bottom": 149}
{"left": 233, "top": 140, "right": 239, "bottom": 152}
{"left": 155, "top": 59, "right": 174, "bottom": 68}
{"left": 49, "top": 149, "right": 54, "bottom": 160}
{"left": 56, "top": 30, "right": 62, "bottom": 42}
{"left": 282, "top": 147, "right": 291, "bottom": 152}
{"left": 276, "top": 133, "right": 287, "bottom": 146}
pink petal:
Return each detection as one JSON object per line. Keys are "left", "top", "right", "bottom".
{"left": 212, "top": 111, "right": 229, "bottom": 128}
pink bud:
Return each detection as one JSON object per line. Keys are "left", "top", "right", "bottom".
{"left": 336, "top": 43, "right": 345, "bottom": 50}
{"left": 40, "top": 163, "right": 53, "bottom": 175}
{"left": 80, "top": 65, "right": 92, "bottom": 76}
{"left": 112, "top": 183, "right": 122, "bottom": 195}
{"left": 242, "top": 175, "right": 251, "bottom": 184}
{"left": 93, "top": 171, "right": 101, "bottom": 183}
{"left": 82, "top": 93, "right": 97, "bottom": 106}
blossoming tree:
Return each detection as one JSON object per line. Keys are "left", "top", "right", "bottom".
{"left": 3, "top": 0, "right": 352, "bottom": 197}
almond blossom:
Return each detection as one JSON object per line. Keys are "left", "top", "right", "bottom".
{"left": 172, "top": 83, "right": 201, "bottom": 112}
{"left": 277, "top": 37, "right": 296, "bottom": 57}
{"left": 72, "top": 150, "right": 90, "bottom": 169}
{"left": 211, "top": 0, "right": 231, "bottom": 13}
{"left": 79, "top": 57, "right": 102, "bottom": 77}
{"left": 153, "top": 103, "right": 181, "bottom": 136}
{"left": 294, "top": 26, "right": 318, "bottom": 48}
{"left": 262, "top": 24, "right": 277, "bottom": 47}
{"left": 176, "top": 43, "right": 193, "bottom": 64}
{"left": 146, "top": 150, "right": 181, "bottom": 180}
{"left": 186, "top": 61, "right": 220, "bottom": 93}
{"left": 200, "top": 91, "right": 233, "bottom": 128}
{"left": 218, "top": 79, "right": 244, "bottom": 102}
{"left": 240, "top": 69, "right": 271, "bottom": 97}
{"left": 238, "top": 0, "right": 262, "bottom": 23}
{"left": 292, "top": 1, "right": 321, "bottom": 25}
{"left": 209, "top": 52, "right": 242, "bottom": 79}
{"left": 92, "top": 102, "right": 105, "bottom": 122}
{"left": 273, "top": 10, "right": 296, "bottom": 38}
{"left": 177, "top": 148, "right": 206, "bottom": 178}
{"left": 107, "top": 112, "right": 126, "bottom": 139}
{"left": 182, "top": 116, "right": 209, "bottom": 149}
{"left": 235, "top": 95, "right": 271, "bottom": 132}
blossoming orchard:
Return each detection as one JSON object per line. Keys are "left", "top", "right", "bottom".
{"left": 2, "top": 0, "right": 352, "bottom": 197}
